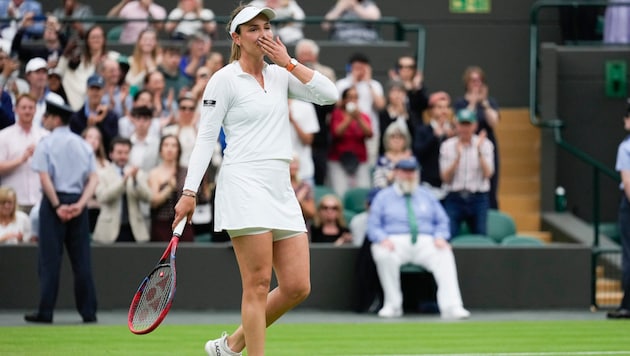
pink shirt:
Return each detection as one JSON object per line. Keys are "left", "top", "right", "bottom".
{"left": 0, "top": 123, "right": 49, "bottom": 206}
{"left": 119, "top": 1, "right": 166, "bottom": 44}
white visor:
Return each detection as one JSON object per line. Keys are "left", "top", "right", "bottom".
{"left": 229, "top": 6, "right": 276, "bottom": 35}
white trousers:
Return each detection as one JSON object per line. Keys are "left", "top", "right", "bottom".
{"left": 371, "top": 234, "right": 465, "bottom": 313}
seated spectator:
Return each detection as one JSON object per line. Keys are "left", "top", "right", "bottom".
{"left": 414, "top": 91, "right": 455, "bottom": 196}
{"left": 373, "top": 121, "right": 413, "bottom": 189}
{"left": 310, "top": 193, "right": 352, "bottom": 245}
{"left": 378, "top": 80, "right": 418, "bottom": 156}
{"left": 388, "top": 55, "right": 428, "bottom": 120}
{"left": 158, "top": 44, "right": 190, "bottom": 99}
{"left": 0, "top": 186, "right": 31, "bottom": 244}
{"left": 124, "top": 28, "right": 161, "bottom": 90}
{"left": 439, "top": 109, "right": 494, "bottom": 237}
{"left": 107, "top": 0, "right": 166, "bottom": 45}
{"left": 164, "top": 0, "right": 217, "bottom": 40}
{"left": 70, "top": 74, "right": 119, "bottom": 152}
{"left": 118, "top": 89, "right": 161, "bottom": 140}
{"left": 0, "top": 0, "right": 45, "bottom": 44}
{"left": 148, "top": 135, "right": 194, "bottom": 242}
{"left": 179, "top": 31, "right": 211, "bottom": 81}
{"left": 367, "top": 157, "right": 470, "bottom": 319}
{"left": 93, "top": 137, "right": 152, "bottom": 243}
{"left": 10, "top": 16, "right": 66, "bottom": 67}
{"left": 327, "top": 86, "right": 373, "bottom": 198}
{"left": 323, "top": 0, "right": 381, "bottom": 43}
{"left": 81, "top": 126, "right": 109, "bottom": 232}
{"left": 162, "top": 93, "right": 198, "bottom": 167}
{"left": 55, "top": 25, "right": 107, "bottom": 110}
{"left": 249, "top": 0, "right": 305, "bottom": 45}
{"left": 50, "top": 0, "right": 94, "bottom": 39}
{"left": 290, "top": 154, "right": 316, "bottom": 227}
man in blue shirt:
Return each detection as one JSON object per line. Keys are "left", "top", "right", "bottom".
{"left": 25, "top": 95, "right": 98, "bottom": 323}
{"left": 367, "top": 157, "right": 470, "bottom": 319}
{"left": 609, "top": 106, "right": 630, "bottom": 319}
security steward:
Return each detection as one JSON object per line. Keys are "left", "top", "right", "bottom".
{"left": 25, "top": 96, "right": 99, "bottom": 323}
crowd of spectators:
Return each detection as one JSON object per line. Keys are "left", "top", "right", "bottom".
{"left": 0, "top": 0, "right": 502, "bottom": 246}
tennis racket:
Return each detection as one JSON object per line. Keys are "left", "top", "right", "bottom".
{"left": 128, "top": 218, "right": 187, "bottom": 335}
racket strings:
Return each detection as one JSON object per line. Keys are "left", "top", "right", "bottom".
{"left": 130, "top": 265, "right": 174, "bottom": 331}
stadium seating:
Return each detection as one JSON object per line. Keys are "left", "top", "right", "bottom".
{"left": 451, "top": 234, "right": 497, "bottom": 246}
{"left": 342, "top": 187, "right": 371, "bottom": 214}
{"left": 486, "top": 210, "right": 517, "bottom": 243}
{"left": 501, "top": 235, "right": 545, "bottom": 246}
{"left": 314, "top": 185, "right": 335, "bottom": 204}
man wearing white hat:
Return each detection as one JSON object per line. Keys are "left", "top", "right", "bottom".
{"left": 24, "top": 57, "right": 64, "bottom": 128}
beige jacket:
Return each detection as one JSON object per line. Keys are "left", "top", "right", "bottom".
{"left": 93, "top": 165, "right": 152, "bottom": 243}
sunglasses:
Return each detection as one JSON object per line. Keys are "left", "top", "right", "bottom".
{"left": 179, "top": 106, "right": 195, "bottom": 112}
{"left": 320, "top": 205, "right": 339, "bottom": 211}
{"left": 197, "top": 73, "right": 209, "bottom": 79}
{"left": 0, "top": 200, "right": 14, "bottom": 205}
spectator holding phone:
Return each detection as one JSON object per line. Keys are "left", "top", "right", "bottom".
{"left": 108, "top": 0, "right": 166, "bottom": 45}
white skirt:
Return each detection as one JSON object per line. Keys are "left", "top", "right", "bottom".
{"left": 214, "top": 159, "right": 307, "bottom": 232}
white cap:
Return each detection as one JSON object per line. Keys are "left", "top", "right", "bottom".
{"left": 229, "top": 6, "right": 276, "bottom": 35}
{"left": 25, "top": 57, "right": 48, "bottom": 73}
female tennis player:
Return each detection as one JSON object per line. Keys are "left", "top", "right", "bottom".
{"left": 172, "top": 4, "right": 339, "bottom": 356}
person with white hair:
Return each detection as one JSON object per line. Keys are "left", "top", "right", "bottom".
{"left": 368, "top": 156, "right": 470, "bottom": 320}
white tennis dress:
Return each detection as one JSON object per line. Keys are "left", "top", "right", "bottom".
{"left": 184, "top": 61, "right": 338, "bottom": 231}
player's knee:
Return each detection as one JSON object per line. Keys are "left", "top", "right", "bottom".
{"left": 286, "top": 279, "right": 311, "bottom": 303}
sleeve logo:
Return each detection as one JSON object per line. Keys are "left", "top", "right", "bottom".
{"left": 203, "top": 99, "right": 216, "bottom": 107}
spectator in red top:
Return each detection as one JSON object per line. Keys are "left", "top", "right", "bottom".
{"left": 327, "top": 86, "right": 373, "bottom": 198}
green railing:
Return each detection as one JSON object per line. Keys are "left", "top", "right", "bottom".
{"left": 529, "top": 0, "right": 622, "bottom": 308}
{"left": 529, "top": 0, "right": 621, "bottom": 244}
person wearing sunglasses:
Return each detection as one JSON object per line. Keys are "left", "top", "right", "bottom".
{"left": 388, "top": 55, "right": 428, "bottom": 121}
{"left": 310, "top": 193, "right": 352, "bottom": 245}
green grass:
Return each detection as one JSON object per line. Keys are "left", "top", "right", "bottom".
{"left": 1, "top": 320, "right": 630, "bottom": 355}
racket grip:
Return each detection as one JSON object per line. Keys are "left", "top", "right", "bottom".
{"left": 173, "top": 218, "right": 187, "bottom": 237}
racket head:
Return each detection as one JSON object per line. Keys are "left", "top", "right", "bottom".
{"left": 128, "top": 262, "right": 176, "bottom": 334}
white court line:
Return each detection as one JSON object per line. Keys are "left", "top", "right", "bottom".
{"left": 349, "top": 352, "right": 630, "bottom": 356}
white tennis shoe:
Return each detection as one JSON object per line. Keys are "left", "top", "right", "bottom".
{"left": 377, "top": 305, "right": 403, "bottom": 318}
{"left": 204, "top": 332, "right": 242, "bottom": 356}
{"left": 441, "top": 307, "right": 471, "bottom": 320}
